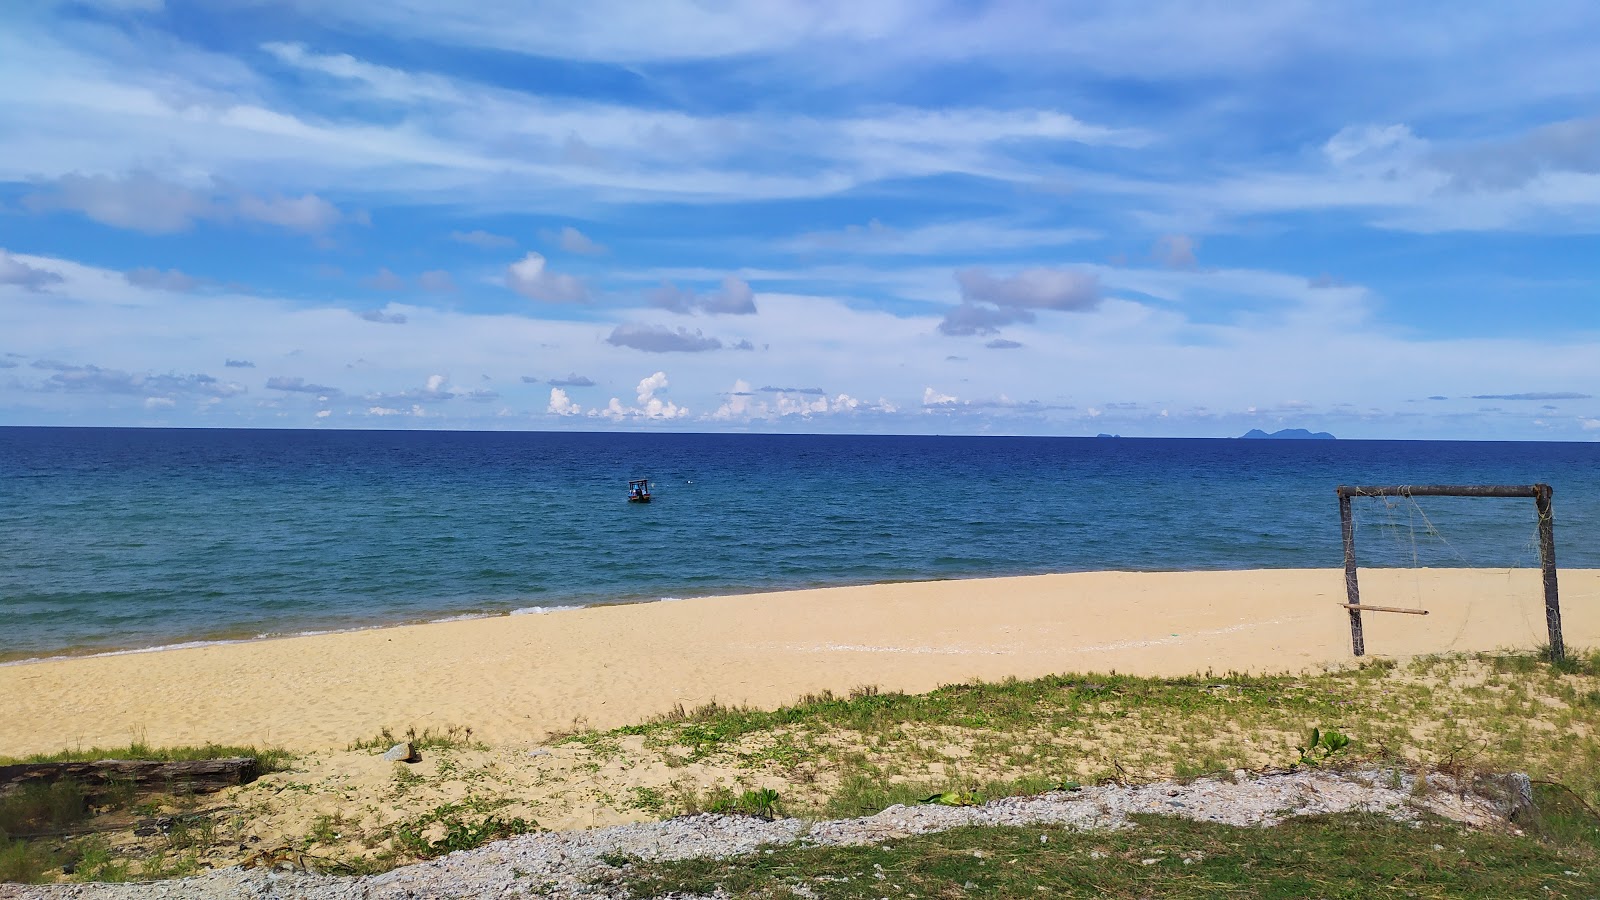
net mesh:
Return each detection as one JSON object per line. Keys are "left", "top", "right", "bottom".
{"left": 1348, "top": 492, "right": 1545, "bottom": 648}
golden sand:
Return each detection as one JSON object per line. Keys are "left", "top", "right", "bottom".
{"left": 2, "top": 568, "right": 1595, "bottom": 756}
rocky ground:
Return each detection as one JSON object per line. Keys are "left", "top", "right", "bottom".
{"left": 0, "top": 768, "right": 1529, "bottom": 900}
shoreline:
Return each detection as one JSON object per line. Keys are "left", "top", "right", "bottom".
{"left": 2, "top": 567, "right": 1595, "bottom": 756}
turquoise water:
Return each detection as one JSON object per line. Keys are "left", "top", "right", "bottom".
{"left": 2, "top": 427, "right": 1596, "bottom": 661}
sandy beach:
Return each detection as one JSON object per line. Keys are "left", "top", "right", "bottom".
{"left": 2, "top": 567, "right": 1595, "bottom": 757}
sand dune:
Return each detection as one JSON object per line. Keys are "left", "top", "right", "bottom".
{"left": 2, "top": 568, "right": 1595, "bottom": 756}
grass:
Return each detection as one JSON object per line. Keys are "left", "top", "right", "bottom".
{"left": 0, "top": 741, "right": 293, "bottom": 773}
{"left": 0, "top": 741, "right": 290, "bottom": 884}
{"left": 603, "top": 812, "right": 1599, "bottom": 898}
{"left": 584, "top": 648, "right": 1600, "bottom": 822}
{"left": 390, "top": 800, "right": 536, "bottom": 858}
{"left": 347, "top": 725, "right": 485, "bottom": 753}
{"left": 6, "top": 650, "right": 1598, "bottom": 886}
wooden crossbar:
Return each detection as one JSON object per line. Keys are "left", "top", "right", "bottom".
{"left": 1339, "top": 604, "right": 1428, "bottom": 616}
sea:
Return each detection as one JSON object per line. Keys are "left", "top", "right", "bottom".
{"left": 2, "top": 427, "right": 1597, "bottom": 663}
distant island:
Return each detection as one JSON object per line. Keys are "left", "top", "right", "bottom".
{"left": 1239, "top": 428, "right": 1336, "bottom": 440}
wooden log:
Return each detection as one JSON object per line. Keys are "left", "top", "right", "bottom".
{"left": 1338, "top": 490, "right": 1364, "bottom": 656}
{"left": 1536, "top": 483, "right": 1565, "bottom": 662}
{"left": 0, "top": 758, "right": 259, "bottom": 797}
{"left": 1337, "top": 484, "right": 1543, "bottom": 499}
{"left": 1339, "top": 604, "right": 1429, "bottom": 615}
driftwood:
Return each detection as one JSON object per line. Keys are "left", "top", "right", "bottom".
{"left": 1339, "top": 603, "right": 1430, "bottom": 616}
{"left": 0, "top": 757, "right": 259, "bottom": 797}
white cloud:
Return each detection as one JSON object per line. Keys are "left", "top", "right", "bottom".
{"left": 21, "top": 172, "right": 354, "bottom": 235}
{"left": 941, "top": 267, "right": 1102, "bottom": 336}
{"left": 0, "top": 250, "right": 64, "bottom": 290}
{"left": 5, "top": 251, "right": 1598, "bottom": 439}
{"left": 649, "top": 276, "right": 757, "bottom": 315}
{"left": 547, "top": 387, "right": 582, "bottom": 415}
{"left": 505, "top": 252, "right": 588, "bottom": 303}
{"left": 708, "top": 378, "right": 879, "bottom": 421}
{"left": 923, "top": 387, "right": 957, "bottom": 406}
{"left": 593, "top": 370, "right": 688, "bottom": 420}
{"left": 549, "top": 225, "right": 606, "bottom": 255}
{"left": 235, "top": 191, "right": 348, "bottom": 232}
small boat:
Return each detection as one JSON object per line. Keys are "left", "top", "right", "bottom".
{"left": 627, "top": 478, "right": 652, "bottom": 503}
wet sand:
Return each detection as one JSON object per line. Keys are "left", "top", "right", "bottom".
{"left": 2, "top": 568, "right": 1594, "bottom": 756}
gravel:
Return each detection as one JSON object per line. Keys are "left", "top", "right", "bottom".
{"left": 0, "top": 768, "right": 1523, "bottom": 900}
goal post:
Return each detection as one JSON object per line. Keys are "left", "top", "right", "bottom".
{"left": 1335, "top": 484, "right": 1563, "bottom": 662}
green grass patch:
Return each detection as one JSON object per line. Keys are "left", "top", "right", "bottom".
{"left": 604, "top": 812, "right": 1598, "bottom": 898}
{"left": 587, "top": 650, "right": 1600, "bottom": 823}
{"left": 0, "top": 741, "right": 293, "bottom": 773}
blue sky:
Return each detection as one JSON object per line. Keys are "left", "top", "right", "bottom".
{"left": 1, "top": 1, "right": 1597, "bottom": 439}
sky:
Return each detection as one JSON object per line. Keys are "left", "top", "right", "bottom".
{"left": 1, "top": 1, "right": 1597, "bottom": 439}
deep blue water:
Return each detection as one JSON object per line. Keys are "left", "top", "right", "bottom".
{"left": 2, "top": 427, "right": 1596, "bottom": 661}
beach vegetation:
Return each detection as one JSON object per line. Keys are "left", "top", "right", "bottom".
{"left": 0, "top": 837, "right": 60, "bottom": 884}
{"left": 704, "top": 787, "right": 783, "bottom": 820}
{"left": 0, "top": 741, "right": 292, "bottom": 773}
{"left": 66, "top": 837, "right": 133, "bottom": 883}
{"left": 347, "top": 725, "right": 484, "bottom": 753}
{"left": 1294, "top": 727, "right": 1352, "bottom": 768}
{"left": 391, "top": 800, "right": 535, "bottom": 858}
{"left": 8, "top": 649, "right": 1600, "bottom": 885}
{"left": 598, "top": 813, "right": 1598, "bottom": 899}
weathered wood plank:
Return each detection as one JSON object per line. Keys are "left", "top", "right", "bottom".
{"left": 1339, "top": 604, "right": 1429, "bottom": 616}
{"left": 0, "top": 758, "right": 260, "bottom": 796}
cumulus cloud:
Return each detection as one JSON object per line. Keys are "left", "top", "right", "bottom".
{"left": 923, "top": 387, "right": 958, "bottom": 406}
{"left": 23, "top": 172, "right": 353, "bottom": 235}
{"left": 451, "top": 229, "right": 516, "bottom": 249}
{"left": 1469, "top": 392, "right": 1592, "bottom": 401}
{"left": 124, "top": 267, "right": 200, "bottom": 292}
{"left": 544, "top": 225, "right": 606, "bottom": 255}
{"left": 709, "top": 378, "right": 879, "bottom": 421}
{"left": 0, "top": 250, "right": 64, "bottom": 290}
{"left": 505, "top": 252, "right": 588, "bottom": 302}
{"left": 606, "top": 323, "right": 723, "bottom": 352}
{"left": 547, "top": 373, "right": 596, "bottom": 387}
{"left": 547, "top": 387, "right": 582, "bottom": 415}
{"left": 940, "top": 266, "right": 1102, "bottom": 335}
{"left": 266, "top": 375, "right": 341, "bottom": 395}
{"left": 358, "top": 308, "right": 408, "bottom": 324}
{"left": 418, "top": 270, "right": 456, "bottom": 292}
{"left": 367, "top": 373, "right": 460, "bottom": 404}
{"left": 593, "top": 371, "right": 688, "bottom": 420}
{"left": 362, "top": 268, "right": 406, "bottom": 291}
{"left": 649, "top": 276, "right": 758, "bottom": 315}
